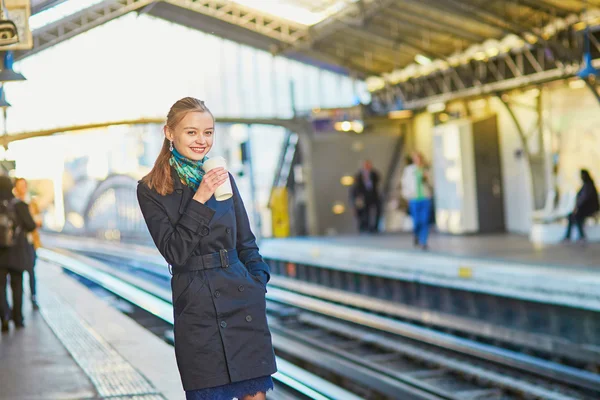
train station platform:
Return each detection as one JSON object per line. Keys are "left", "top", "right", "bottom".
{"left": 41, "top": 232, "right": 600, "bottom": 312}
{"left": 260, "top": 233, "right": 600, "bottom": 312}
{"left": 0, "top": 260, "right": 182, "bottom": 400}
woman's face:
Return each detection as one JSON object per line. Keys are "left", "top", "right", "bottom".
{"left": 166, "top": 111, "right": 214, "bottom": 161}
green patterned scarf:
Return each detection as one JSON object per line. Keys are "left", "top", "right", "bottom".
{"left": 169, "top": 147, "right": 207, "bottom": 191}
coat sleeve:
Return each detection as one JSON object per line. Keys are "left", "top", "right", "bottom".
{"left": 16, "top": 201, "right": 37, "bottom": 233}
{"left": 231, "top": 175, "right": 270, "bottom": 285}
{"left": 137, "top": 183, "right": 215, "bottom": 267}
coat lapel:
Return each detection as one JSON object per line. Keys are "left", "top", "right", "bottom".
{"left": 170, "top": 167, "right": 188, "bottom": 215}
{"left": 206, "top": 195, "right": 233, "bottom": 224}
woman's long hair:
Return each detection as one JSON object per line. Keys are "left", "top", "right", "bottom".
{"left": 141, "top": 97, "right": 213, "bottom": 196}
{"left": 581, "top": 169, "right": 594, "bottom": 185}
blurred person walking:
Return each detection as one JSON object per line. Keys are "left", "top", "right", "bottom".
{"left": 0, "top": 176, "right": 37, "bottom": 332}
{"left": 351, "top": 160, "right": 382, "bottom": 233}
{"left": 401, "top": 152, "right": 433, "bottom": 250}
{"left": 14, "top": 178, "right": 42, "bottom": 310}
{"left": 562, "top": 169, "right": 599, "bottom": 244}
{"left": 138, "top": 97, "right": 276, "bottom": 400}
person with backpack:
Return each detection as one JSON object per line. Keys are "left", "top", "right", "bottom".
{"left": 0, "top": 176, "right": 37, "bottom": 332}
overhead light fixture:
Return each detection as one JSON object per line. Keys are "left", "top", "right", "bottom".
{"left": 388, "top": 110, "right": 413, "bottom": 119}
{"left": 334, "top": 120, "right": 364, "bottom": 134}
{"left": 426, "top": 102, "right": 446, "bottom": 113}
{"left": 351, "top": 120, "right": 364, "bottom": 133}
{"left": 0, "top": 51, "right": 25, "bottom": 83}
{"left": 569, "top": 79, "right": 586, "bottom": 89}
{"left": 340, "top": 176, "right": 354, "bottom": 186}
{"left": 485, "top": 48, "right": 499, "bottom": 57}
{"left": 414, "top": 54, "right": 432, "bottom": 66}
{"left": 473, "top": 52, "right": 487, "bottom": 61}
{"left": 332, "top": 202, "right": 346, "bottom": 215}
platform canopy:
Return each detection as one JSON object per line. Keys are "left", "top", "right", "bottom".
{"left": 21, "top": 0, "right": 594, "bottom": 79}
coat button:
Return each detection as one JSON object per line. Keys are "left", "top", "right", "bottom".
{"left": 214, "top": 290, "right": 221, "bottom": 298}
{"left": 220, "top": 321, "right": 227, "bottom": 328}
{"left": 238, "top": 285, "right": 244, "bottom": 292}
{"left": 226, "top": 228, "right": 231, "bottom": 234}
{"left": 245, "top": 315, "right": 252, "bottom": 322}
{"left": 201, "top": 227, "right": 210, "bottom": 236}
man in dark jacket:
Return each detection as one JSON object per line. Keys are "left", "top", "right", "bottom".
{"left": 0, "top": 176, "right": 37, "bottom": 332}
{"left": 563, "top": 169, "right": 599, "bottom": 243}
{"left": 351, "top": 160, "right": 382, "bottom": 233}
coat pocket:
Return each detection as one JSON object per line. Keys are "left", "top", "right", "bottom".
{"left": 172, "top": 273, "right": 205, "bottom": 317}
{"left": 248, "top": 271, "right": 267, "bottom": 293}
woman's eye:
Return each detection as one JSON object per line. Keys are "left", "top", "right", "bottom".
{"left": 187, "top": 131, "right": 195, "bottom": 135}
{"left": 206, "top": 131, "right": 213, "bottom": 135}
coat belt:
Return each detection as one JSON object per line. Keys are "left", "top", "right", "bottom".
{"left": 171, "top": 249, "right": 239, "bottom": 274}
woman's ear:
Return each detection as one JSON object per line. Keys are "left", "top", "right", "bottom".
{"left": 164, "top": 125, "right": 173, "bottom": 142}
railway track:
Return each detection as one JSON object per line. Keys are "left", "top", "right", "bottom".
{"left": 39, "top": 240, "right": 600, "bottom": 400}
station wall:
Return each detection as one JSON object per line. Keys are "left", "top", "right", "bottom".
{"left": 406, "top": 81, "right": 600, "bottom": 235}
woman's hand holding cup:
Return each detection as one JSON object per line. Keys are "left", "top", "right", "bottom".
{"left": 193, "top": 167, "right": 229, "bottom": 204}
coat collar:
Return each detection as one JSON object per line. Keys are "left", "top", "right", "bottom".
{"left": 171, "top": 166, "right": 184, "bottom": 193}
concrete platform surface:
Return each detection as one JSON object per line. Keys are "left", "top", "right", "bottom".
{"left": 260, "top": 233, "right": 600, "bottom": 312}
{"left": 0, "top": 298, "right": 96, "bottom": 400}
{"left": 0, "top": 261, "right": 183, "bottom": 400}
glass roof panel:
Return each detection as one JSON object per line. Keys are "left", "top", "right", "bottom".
{"left": 232, "top": 0, "right": 358, "bottom": 26}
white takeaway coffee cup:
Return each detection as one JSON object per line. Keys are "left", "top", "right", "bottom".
{"left": 202, "top": 156, "right": 233, "bottom": 201}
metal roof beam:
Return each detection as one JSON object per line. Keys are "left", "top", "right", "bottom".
{"left": 317, "top": 36, "right": 397, "bottom": 66}
{"left": 355, "top": 23, "right": 446, "bottom": 59}
{"left": 507, "top": 0, "right": 568, "bottom": 17}
{"left": 16, "top": 0, "right": 152, "bottom": 61}
{"left": 18, "top": 0, "right": 313, "bottom": 61}
{"left": 369, "top": 41, "right": 579, "bottom": 112}
{"left": 440, "top": 0, "right": 533, "bottom": 34}
{"left": 384, "top": 5, "right": 487, "bottom": 43}
{"left": 419, "top": 0, "right": 517, "bottom": 36}
{"left": 278, "top": 0, "right": 396, "bottom": 54}
{"left": 337, "top": 23, "right": 442, "bottom": 60}
{"left": 32, "top": 0, "right": 69, "bottom": 14}
{"left": 169, "top": 0, "right": 309, "bottom": 44}
{"left": 309, "top": 0, "right": 396, "bottom": 39}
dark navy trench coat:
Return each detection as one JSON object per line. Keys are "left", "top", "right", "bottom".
{"left": 137, "top": 168, "right": 277, "bottom": 391}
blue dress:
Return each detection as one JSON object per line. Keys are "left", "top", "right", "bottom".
{"left": 185, "top": 375, "right": 274, "bottom": 400}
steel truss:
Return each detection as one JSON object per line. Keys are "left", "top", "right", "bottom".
{"left": 370, "top": 29, "right": 597, "bottom": 112}
{"left": 16, "top": 0, "right": 310, "bottom": 61}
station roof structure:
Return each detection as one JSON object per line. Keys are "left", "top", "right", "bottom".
{"left": 22, "top": 1, "right": 596, "bottom": 79}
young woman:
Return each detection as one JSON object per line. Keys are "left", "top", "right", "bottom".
{"left": 401, "top": 151, "right": 433, "bottom": 250}
{"left": 0, "top": 176, "right": 37, "bottom": 332}
{"left": 137, "top": 97, "right": 277, "bottom": 400}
